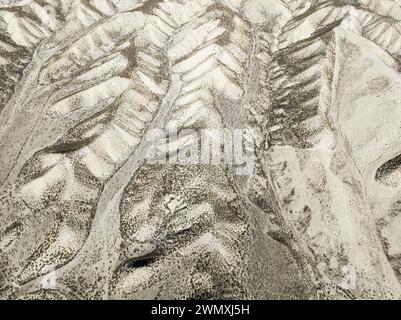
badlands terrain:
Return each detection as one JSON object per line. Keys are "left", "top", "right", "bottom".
{"left": 0, "top": 0, "right": 401, "bottom": 300}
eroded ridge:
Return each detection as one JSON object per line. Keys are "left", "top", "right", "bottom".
{"left": 1, "top": 0, "right": 401, "bottom": 300}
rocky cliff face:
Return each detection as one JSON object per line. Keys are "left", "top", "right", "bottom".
{"left": 0, "top": 0, "right": 401, "bottom": 299}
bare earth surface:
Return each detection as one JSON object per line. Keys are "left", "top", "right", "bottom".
{"left": 1, "top": 0, "right": 401, "bottom": 299}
